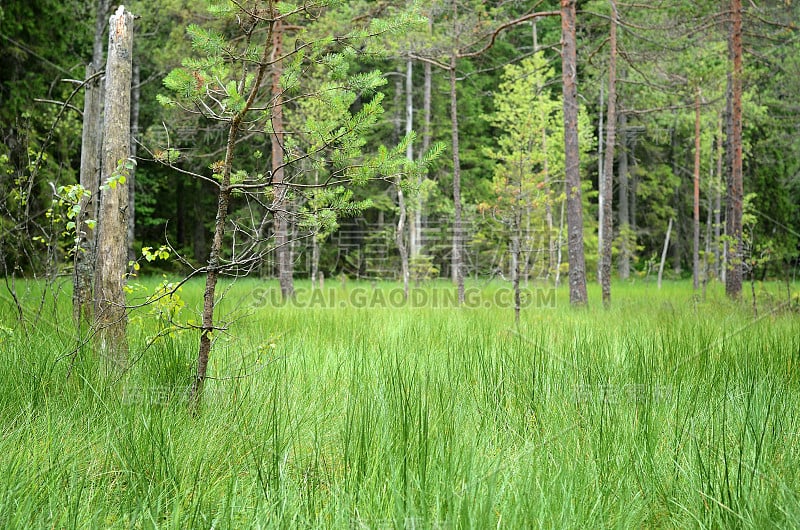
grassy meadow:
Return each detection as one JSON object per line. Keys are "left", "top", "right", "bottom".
{"left": 1, "top": 277, "right": 799, "bottom": 528}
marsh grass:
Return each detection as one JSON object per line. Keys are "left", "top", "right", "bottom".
{"left": 0, "top": 278, "right": 799, "bottom": 528}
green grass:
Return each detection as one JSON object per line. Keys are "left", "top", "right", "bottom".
{"left": 1, "top": 277, "right": 799, "bottom": 528}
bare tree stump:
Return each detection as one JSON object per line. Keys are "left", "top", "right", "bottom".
{"left": 94, "top": 5, "right": 134, "bottom": 372}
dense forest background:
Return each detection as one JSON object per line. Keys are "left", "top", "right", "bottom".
{"left": 2, "top": 0, "right": 799, "bottom": 289}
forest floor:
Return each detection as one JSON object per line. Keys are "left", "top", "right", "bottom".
{"left": 1, "top": 277, "right": 799, "bottom": 528}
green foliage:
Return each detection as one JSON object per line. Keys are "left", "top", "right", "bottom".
{"left": 299, "top": 186, "right": 372, "bottom": 239}
{"left": 2, "top": 0, "right": 799, "bottom": 284}
{"left": 481, "top": 52, "right": 593, "bottom": 278}
{"left": 102, "top": 159, "right": 136, "bottom": 191}
{"left": 37, "top": 183, "right": 93, "bottom": 255}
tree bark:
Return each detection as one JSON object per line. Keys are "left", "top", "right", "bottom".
{"left": 617, "top": 109, "right": 630, "bottom": 279}
{"left": 405, "top": 58, "right": 418, "bottom": 258}
{"left": 561, "top": 0, "right": 588, "bottom": 306}
{"left": 693, "top": 88, "right": 701, "bottom": 290}
{"left": 714, "top": 125, "right": 723, "bottom": 278}
{"left": 449, "top": 55, "right": 465, "bottom": 305}
{"left": 419, "top": 39, "right": 432, "bottom": 257}
{"left": 271, "top": 19, "right": 294, "bottom": 299}
{"left": 597, "top": 79, "right": 604, "bottom": 284}
{"left": 397, "top": 57, "right": 411, "bottom": 297}
{"left": 726, "top": 0, "right": 744, "bottom": 299}
{"left": 600, "top": 0, "right": 617, "bottom": 307}
{"left": 73, "top": 0, "right": 110, "bottom": 323}
{"left": 94, "top": 6, "right": 134, "bottom": 372}
{"left": 74, "top": 64, "right": 103, "bottom": 324}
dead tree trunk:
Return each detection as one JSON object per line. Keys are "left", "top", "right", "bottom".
{"left": 561, "top": 0, "right": 588, "bottom": 306}
{"left": 271, "top": 19, "right": 294, "bottom": 299}
{"left": 74, "top": 65, "right": 103, "bottom": 324}
{"left": 600, "top": 0, "right": 618, "bottom": 307}
{"left": 449, "top": 54, "right": 465, "bottom": 305}
{"left": 94, "top": 5, "right": 134, "bottom": 372}
{"left": 726, "top": 0, "right": 744, "bottom": 299}
{"left": 73, "top": 0, "right": 110, "bottom": 323}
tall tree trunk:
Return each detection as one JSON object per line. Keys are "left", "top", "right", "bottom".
{"left": 726, "top": 0, "right": 744, "bottom": 299}
{"left": 399, "top": 57, "right": 412, "bottom": 297}
{"left": 449, "top": 55, "right": 465, "bottom": 305}
{"left": 693, "top": 88, "right": 701, "bottom": 290}
{"left": 416, "top": 15, "right": 433, "bottom": 260}
{"left": 94, "top": 6, "right": 134, "bottom": 372}
{"left": 397, "top": 59, "right": 411, "bottom": 299}
{"left": 618, "top": 109, "right": 630, "bottom": 279}
{"left": 128, "top": 58, "right": 139, "bottom": 263}
{"left": 597, "top": 79, "right": 604, "bottom": 283}
{"left": 600, "top": 0, "right": 617, "bottom": 307}
{"left": 561, "top": 0, "right": 588, "bottom": 306}
{"left": 420, "top": 66, "right": 432, "bottom": 249}
{"left": 405, "top": 58, "right": 418, "bottom": 258}
{"left": 722, "top": 73, "right": 732, "bottom": 286}
{"left": 271, "top": 19, "right": 294, "bottom": 299}
{"left": 714, "top": 125, "right": 723, "bottom": 278}
{"left": 73, "top": 0, "right": 110, "bottom": 323}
